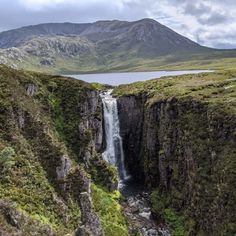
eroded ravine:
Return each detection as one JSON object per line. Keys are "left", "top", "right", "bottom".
{"left": 100, "top": 89, "right": 170, "bottom": 236}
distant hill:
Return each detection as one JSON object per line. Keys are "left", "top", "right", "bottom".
{"left": 0, "top": 18, "right": 235, "bottom": 73}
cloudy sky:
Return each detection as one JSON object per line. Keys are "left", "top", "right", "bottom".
{"left": 0, "top": 0, "right": 235, "bottom": 49}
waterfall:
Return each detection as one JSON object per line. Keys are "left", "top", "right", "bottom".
{"left": 100, "top": 89, "right": 127, "bottom": 181}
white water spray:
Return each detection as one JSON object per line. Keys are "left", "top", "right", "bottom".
{"left": 100, "top": 89, "right": 128, "bottom": 181}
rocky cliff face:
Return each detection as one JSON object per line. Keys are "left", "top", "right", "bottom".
{"left": 115, "top": 71, "right": 236, "bottom": 235}
{"left": 117, "top": 94, "right": 147, "bottom": 181}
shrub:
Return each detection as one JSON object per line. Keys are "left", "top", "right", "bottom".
{"left": 164, "top": 208, "right": 187, "bottom": 236}
{"left": 0, "top": 147, "right": 15, "bottom": 173}
{"left": 92, "top": 184, "right": 128, "bottom": 236}
{"left": 150, "top": 190, "right": 166, "bottom": 215}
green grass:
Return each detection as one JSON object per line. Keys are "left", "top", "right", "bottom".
{"left": 151, "top": 190, "right": 187, "bottom": 236}
{"left": 113, "top": 70, "right": 236, "bottom": 114}
{"left": 92, "top": 184, "right": 129, "bottom": 236}
{"left": 164, "top": 208, "right": 187, "bottom": 236}
{"left": 91, "top": 82, "right": 113, "bottom": 90}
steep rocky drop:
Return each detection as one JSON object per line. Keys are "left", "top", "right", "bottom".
{"left": 113, "top": 71, "right": 236, "bottom": 235}
{"left": 100, "top": 89, "right": 170, "bottom": 236}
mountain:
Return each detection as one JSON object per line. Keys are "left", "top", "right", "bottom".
{"left": 0, "top": 19, "right": 202, "bottom": 51}
{"left": 0, "top": 18, "right": 236, "bottom": 73}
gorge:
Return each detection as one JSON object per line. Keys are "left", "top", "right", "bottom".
{"left": 100, "top": 89, "right": 170, "bottom": 235}
{"left": 0, "top": 65, "right": 235, "bottom": 236}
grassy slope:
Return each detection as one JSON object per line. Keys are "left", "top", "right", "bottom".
{"left": 0, "top": 65, "right": 128, "bottom": 235}
{"left": 0, "top": 66, "right": 82, "bottom": 234}
{"left": 15, "top": 55, "right": 236, "bottom": 74}
{"left": 113, "top": 70, "right": 236, "bottom": 114}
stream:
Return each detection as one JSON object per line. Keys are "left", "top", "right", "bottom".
{"left": 100, "top": 90, "right": 170, "bottom": 236}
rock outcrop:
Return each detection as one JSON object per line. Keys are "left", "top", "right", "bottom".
{"left": 26, "top": 83, "right": 38, "bottom": 96}
{"left": 123, "top": 192, "right": 170, "bottom": 236}
{"left": 68, "top": 167, "right": 104, "bottom": 236}
{"left": 77, "top": 192, "right": 104, "bottom": 236}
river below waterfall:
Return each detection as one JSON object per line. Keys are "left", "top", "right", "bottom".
{"left": 100, "top": 90, "right": 170, "bottom": 236}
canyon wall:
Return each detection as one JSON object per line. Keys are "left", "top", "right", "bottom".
{"left": 115, "top": 71, "right": 236, "bottom": 235}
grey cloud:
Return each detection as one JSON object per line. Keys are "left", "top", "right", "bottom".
{"left": 183, "top": 2, "right": 230, "bottom": 25}
{"left": 198, "top": 13, "right": 229, "bottom": 25}
{"left": 0, "top": 0, "right": 148, "bottom": 31}
{"left": 184, "top": 3, "right": 211, "bottom": 16}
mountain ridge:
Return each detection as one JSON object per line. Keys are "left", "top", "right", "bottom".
{"left": 0, "top": 18, "right": 202, "bottom": 49}
{"left": 0, "top": 18, "right": 235, "bottom": 73}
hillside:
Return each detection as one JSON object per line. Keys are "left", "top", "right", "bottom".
{"left": 0, "top": 65, "right": 127, "bottom": 235}
{"left": 0, "top": 19, "right": 236, "bottom": 73}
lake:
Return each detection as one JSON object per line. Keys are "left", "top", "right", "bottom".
{"left": 66, "top": 70, "right": 212, "bottom": 86}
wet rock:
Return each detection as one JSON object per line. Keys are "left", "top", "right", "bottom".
{"left": 118, "top": 94, "right": 236, "bottom": 234}
{"left": 141, "top": 228, "right": 158, "bottom": 236}
{"left": 139, "top": 211, "right": 151, "bottom": 220}
{"left": 123, "top": 192, "right": 170, "bottom": 236}
{"left": 130, "top": 206, "right": 139, "bottom": 214}
{"left": 117, "top": 94, "right": 147, "bottom": 181}
{"left": 141, "top": 227, "right": 171, "bottom": 236}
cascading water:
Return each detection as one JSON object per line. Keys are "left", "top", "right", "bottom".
{"left": 100, "top": 89, "right": 128, "bottom": 183}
